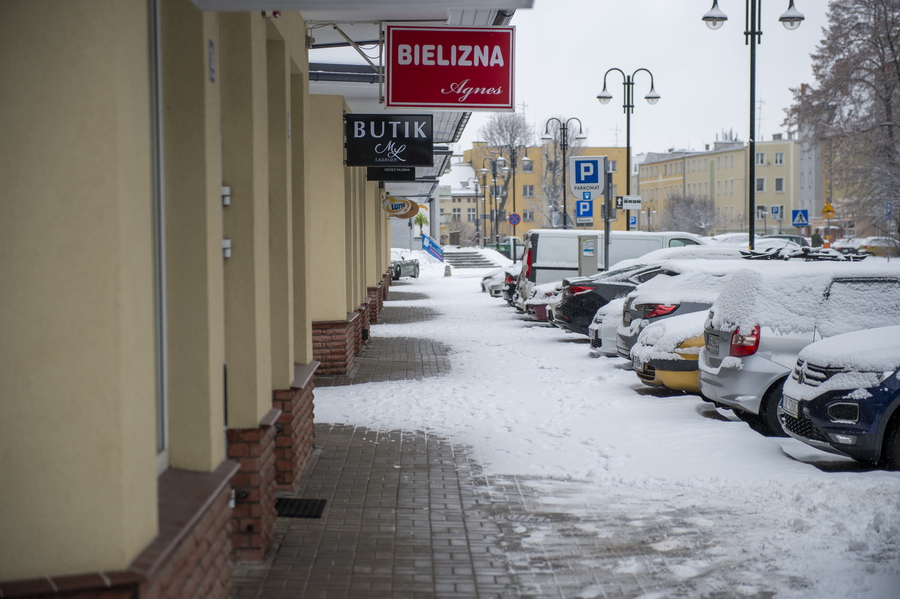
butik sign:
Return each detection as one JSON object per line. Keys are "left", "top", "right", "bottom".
{"left": 345, "top": 114, "right": 433, "bottom": 167}
{"left": 386, "top": 26, "right": 515, "bottom": 110}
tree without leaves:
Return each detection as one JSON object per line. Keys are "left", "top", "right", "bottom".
{"left": 784, "top": 0, "right": 900, "bottom": 234}
{"left": 477, "top": 112, "right": 535, "bottom": 225}
{"left": 660, "top": 195, "right": 721, "bottom": 235}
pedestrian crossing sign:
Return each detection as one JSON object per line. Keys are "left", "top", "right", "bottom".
{"left": 791, "top": 209, "right": 809, "bottom": 227}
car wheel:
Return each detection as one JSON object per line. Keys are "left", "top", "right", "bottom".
{"left": 413, "top": 264, "right": 420, "bottom": 278}
{"left": 755, "top": 379, "right": 789, "bottom": 437}
{"left": 880, "top": 414, "right": 900, "bottom": 470}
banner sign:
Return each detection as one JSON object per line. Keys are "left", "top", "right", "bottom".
{"left": 422, "top": 233, "right": 444, "bottom": 262}
{"left": 345, "top": 114, "right": 433, "bottom": 167}
{"left": 367, "top": 167, "right": 416, "bottom": 181}
{"left": 382, "top": 197, "right": 420, "bottom": 219}
{"left": 386, "top": 26, "right": 515, "bottom": 110}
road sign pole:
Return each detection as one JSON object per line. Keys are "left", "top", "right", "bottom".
{"left": 604, "top": 167, "right": 612, "bottom": 271}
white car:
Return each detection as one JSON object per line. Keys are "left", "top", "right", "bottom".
{"left": 588, "top": 297, "right": 627, "bottom": 357}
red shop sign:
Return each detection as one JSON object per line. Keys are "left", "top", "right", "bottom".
{"left": 386, "top": 25, "right": 515, "bottom": 110}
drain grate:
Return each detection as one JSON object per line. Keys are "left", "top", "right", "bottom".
{"left": 275, "top": 498, "right": 327, "bottom": 518}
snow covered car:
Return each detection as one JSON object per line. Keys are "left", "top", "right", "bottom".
{"left": 481, "top": 265, "right": 520, "bottom": 298}
{"left": 524, "top": 281, "right": 562, "bottom": 322}
{"left": 588, "top": 297, "right": 627, "bottom": 357}
{"left": 554, "top": 245, "right": 747, "bottom": 337}
{"left": 700, "top": 263, "right": 900, "bottom": 437}
{"left": 857, "top": 236, "right": 899, "bottom": 257}
{"left": 780, "top": 326, "right": 900, "bottom": 469}
{"left": 391, "top": 248, "right": 419, "bottom": 280}
{"left": 616, "top": 261, "right": 751, "bottom": 361}
{"left": 631, "top": 311, "right": 709, "bottom": 394}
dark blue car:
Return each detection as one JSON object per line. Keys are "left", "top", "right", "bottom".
{"left": 780, "top": 326, "right": 900, "bottom": 469}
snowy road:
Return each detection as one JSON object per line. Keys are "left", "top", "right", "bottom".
{"left": 315, "top": 257, "right": 900, "bottom": 598}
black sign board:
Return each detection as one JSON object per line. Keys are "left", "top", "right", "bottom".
{"left": 367, "top": 167, "right": 417, "bottom": 181}
{"left": 345, "top": 114, "right": 433, "bottom": 167}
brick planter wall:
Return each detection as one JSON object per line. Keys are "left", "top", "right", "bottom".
{"left": 367, "top": 285, "right": 383, "bottom": 323}
{"left": 312, "top": 312, "right": 360, "bottom": 375}
{"left": 272, "top": 362, "right": 318, "bottom": 492}
{"left": 226, "top": 409, "right": 280, "bottom": 562}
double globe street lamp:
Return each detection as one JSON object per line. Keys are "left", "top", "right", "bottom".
{"left": 702, "top": 0, "right": 804, "bottom": 249}
{"left": 597, "top": 68, "right": 660, "bottom": 231}
{"left": 479, "top": 156, "right": 511, "bottom": 249}
{"left": 542, "top": 117, "right": 586, "bottom": 229}
{"left": 497, "top": 144, "right": 531, "bottom": 262}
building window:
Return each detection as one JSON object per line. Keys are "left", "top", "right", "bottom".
{"left": 775, "top": 152, "right": 785, "bottom": 165}
{"left": 467, "top": 207, "right": 476, "bottom": 222}
{"left": 756, "top": 177, "right": 765, "bottom": 192}
{"left": 452, "top": 208, "right": 461, "bottom": 221}
{"left": 523, "top": 184, "right": 535, "bottom": 197}
{"left": 756, "top": 152, "right": 765, "bottom": 165}
{"left": 522, "top": 160, "right": 534, "bottom": 173}
{"left": 522, "top": 209, "right": 535, "bottom": 221}
{"left": 800, "top": 172, "right": 805, "bottom": 188}
{"left": 609, "top": 160, "right": 617, "bottom": 172}
{"left": 775, "top": 177, "right": 785, "bottom": 193}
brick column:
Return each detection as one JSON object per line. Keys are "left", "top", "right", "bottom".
{"left": 272, "top": 362, "right": 318, "bottom": 492}
{"left": 226, "top": 409, "right": 280, "bottom": 561}
{"left": 312, "top": 312, "right": 360, "bottom": 375}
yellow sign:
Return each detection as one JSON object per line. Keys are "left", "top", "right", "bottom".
{"left": 822, "top": 202, "right": 836, "bottom": 219}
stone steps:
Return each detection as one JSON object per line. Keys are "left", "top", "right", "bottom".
{"left": 443, "top": 251, "right": 501, "bottom": 269}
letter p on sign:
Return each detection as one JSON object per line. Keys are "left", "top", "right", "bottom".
{"left": 575, "top": 160, "right": 598, "bottom": 184}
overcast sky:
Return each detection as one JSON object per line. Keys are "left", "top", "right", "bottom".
{"left": 454, "top": 0, "right": 831, "bottom": 157}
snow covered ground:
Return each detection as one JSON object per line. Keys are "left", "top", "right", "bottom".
{"left": 316, "top": 250, "right": 900, "bottom": 598}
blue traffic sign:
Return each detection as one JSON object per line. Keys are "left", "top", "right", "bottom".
{"left": 508, "top": 212, "right": 521, "bottom": 226}
{"left": 576, "top": 200, "right": 593, "bottom": 218}
{"left": 791, "top": 209, "right": 809, "bottom": 227}
{"left": 629, "top": 215, "right": 637, "bottom": 227}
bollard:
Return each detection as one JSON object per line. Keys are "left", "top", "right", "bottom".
{"left": 444, "top": 264, "right": 452, "bottom": 277}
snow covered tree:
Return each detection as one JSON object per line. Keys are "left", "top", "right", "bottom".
{"left": 660, "top": 195, "right": 721, "bottom": 235}
{"left": 784, "top": 0, "right": 900, "bottom": 234}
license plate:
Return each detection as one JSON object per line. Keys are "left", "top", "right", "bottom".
{"left": 589, "top": 328, "right": 598, "bottom": 341}
{"left": 623, "top": 312, "right": 632, "bottom": 326}
{"left": 783, "top": 395, "right": 799, "bottom": 418}
{"left": 632, "top": 356, "right": 643, "bottom": 371}
{"left": 706, "top": 333, "right": 719, "bottom": 353}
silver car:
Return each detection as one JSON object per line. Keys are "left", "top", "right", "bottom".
{"left": 699, "top": 263, "right": 900, "bottom": 436}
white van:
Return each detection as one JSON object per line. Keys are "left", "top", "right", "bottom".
{"left": 515, "top": 229, "right": 704, "bottom": 310}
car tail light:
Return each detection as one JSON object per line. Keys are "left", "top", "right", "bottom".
{"left": 638, "top": 304, "right": 678, "bottom": 319}
{"left": 730, "top": 325, "right": 760, "bottom": 357}
{"left": 570, "top": 286, "right": 594, "bottom": 295}
{"left": 525, "top": 249, "right": 534, "bottom": 279}
{"left": 505, "top": 273, "right": 516, "bottom": 284}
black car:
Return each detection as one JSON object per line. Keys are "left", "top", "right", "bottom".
{"left": 552, "top": 264, "right": 664, "bottom": 336}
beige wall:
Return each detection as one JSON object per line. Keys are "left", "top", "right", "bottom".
{"left": 162, "top": 1, "right": 227, "bottom": 473}
{"left": 0, "top": 1, "right": 158, "bottom": 578}
{"left": 220, "top": 12, "right": 273, "bottom": 428}
{"left": 307, "top": 95, "right": 351, "bottom": 322}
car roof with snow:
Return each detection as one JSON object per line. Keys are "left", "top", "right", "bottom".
{"left": 708, "top": 261, "right": 900, "bottom": 334}
{"left": 624, "top": 260, "right": 767, "bottom": 306}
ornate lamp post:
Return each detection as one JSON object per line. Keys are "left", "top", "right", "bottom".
{"left": 702, "top": 0, "right": 804, "bottom": 250}
{"left": 479, "top": 156, "right": 510, "bottom": 248}
{"left": 498, "top": 144, "right": 531, "bottom": 262}
{"left": 542, "top": 118, "right": 585, "bottom": 229}
{"left": 597, "top": 68, "right": 660, "bottom": 231}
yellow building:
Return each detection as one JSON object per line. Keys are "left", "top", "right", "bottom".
{"left": 0, "top": 1, "right": 526, "bottom": 597}
{"left": 461, "top": 142, "right": 630, "bottom": 242}
{"left": 638, "top": 136, "right": 800, "bottom": 235}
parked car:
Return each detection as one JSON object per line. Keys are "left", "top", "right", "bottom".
{"left": 631, "top": 311, "right": 709, "bottom": 394}
{"left": 779, "top": 325, "right": 900, "bottom": 469}
{"left": 588, "top": 297, "right": 627, "bottom": 357}
{"left": 553, "top": 245, "right": 748, "bottom": 336}
{"left": 481, "top": 267, "right": 504, "bottom": 295}
{"left": 700, "top": 263, "right": 900, "bottom": 437}
{"left": 831, "top": 238, "right": 864, "bottom": 255}
{"left": 391, "top": 248, "right": 420, "bottom": 280}
{"left": 616, "top": 261, "right": 751, "bottom": 361}
{"left": 524, "top": 281, "right": 562, "bottom": 322}
{"left": 858, "top": 236, "right": 899, "bottom": 257}
{"left": 515, "top": 229, "right": 704, "bottom": 312}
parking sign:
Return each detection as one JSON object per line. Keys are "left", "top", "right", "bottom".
{"left": 569, "top": 156, "right": 606, "bottom": 201}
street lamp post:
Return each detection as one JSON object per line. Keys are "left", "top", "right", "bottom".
{"left": 543, "top": 118, "right": 585, "bottom": 229}
{"left": 597, "top": 68, "right": 660, "bottom": 231}
{"left": 479, "top": 156, "right": 510, "bottom": 249}
{"left": 477, "top": 169, "right": 489, "bottom": 247}
{"left": 498, "top": 145, "right": 531, "bottom": 262}
{"left": 467, "top": 177, "right": 481, "bottom": 247}
{"left": 702, "top": 0, "right": 804, "bottom": 250}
